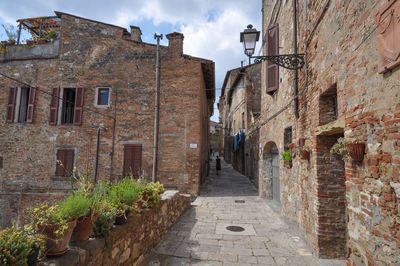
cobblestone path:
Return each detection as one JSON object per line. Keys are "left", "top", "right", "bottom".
{"left": 146, "top": 159, "right": 345, "bottom": 266}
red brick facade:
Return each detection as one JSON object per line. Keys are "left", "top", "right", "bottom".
{"left": 0, "top": 12, "right": 214, "bottom": 226}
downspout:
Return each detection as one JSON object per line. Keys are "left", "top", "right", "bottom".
{"left": 293, "top": 0, "right": 299, "bottom": 119}
{"left": 152, "top": 34, "right": 162, "bottom": 182}
{"left": 109, "top": 88, "right": 117, "bottom": 181}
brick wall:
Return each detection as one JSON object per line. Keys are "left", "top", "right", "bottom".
{"left": 0, "top": 12, "right": 214, "bottom": 226}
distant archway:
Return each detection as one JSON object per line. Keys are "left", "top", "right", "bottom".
{"left": 260, "top": 141, "right": 280, "bottom": 203}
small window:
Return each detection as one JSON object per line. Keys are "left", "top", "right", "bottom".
{"left": 55, "top": 148, "right": 75, "bottom": 177}
{"left": 0, "top": 156, "right": 3, "bottom": 169}
{"left": 95, "top": 87, "right": 111, "bottom": 108}
{"left": 284, "top": 127, "right": 292, "bottom": 151}
{"left": 97, "top": 88, "right": 110, "bottom": 105}
{"left": 18, "top": 87, "right": 30, "bottom": 122}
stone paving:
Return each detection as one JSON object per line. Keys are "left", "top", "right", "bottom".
{"left": 146, "top": 159, "right": 345, "bottom": 266}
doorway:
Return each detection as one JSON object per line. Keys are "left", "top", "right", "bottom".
{"left": 271, "top": 146, "right": 280, "bottom": 203}
{"left": 261, "top": 142, "right": 280, "bottom": 203}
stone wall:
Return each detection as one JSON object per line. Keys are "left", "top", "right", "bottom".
{"left": 260, "top": 0, "right": 400, "bottom": 264}
{"left": 39, "top": 191, "right": 191, "bottom": 266}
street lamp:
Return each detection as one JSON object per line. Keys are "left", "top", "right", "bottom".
{"left": 240, "top": 24, "right": 305, "bottom": 70}
{"left": 240, "top": 25, "right": 260, "bottom": 64}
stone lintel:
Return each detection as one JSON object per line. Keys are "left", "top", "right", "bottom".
{"left": 315, "top": 117, "right": 345, "bottom": 136}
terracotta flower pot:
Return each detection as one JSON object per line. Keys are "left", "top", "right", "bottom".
{"left": 284, "top": 161, "right": 292, "bottom": 168}
{"left": 36, "top": 220, "right": 77, "bottom": 256}
{"left": 70, "top": 214, "right": 98, "bottom": 242}
{"left": 300, "top": 150, "right": 310, "bottom": 160}
{"left": 288, "top": 143, "right": 296, "bottom": 149}
{"left": 346, "top": 143, "right": 365, "bottom": 162}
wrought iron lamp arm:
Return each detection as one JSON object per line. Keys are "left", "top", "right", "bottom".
{"left": 251, "top": 53, "right": 305, "bottom": 70}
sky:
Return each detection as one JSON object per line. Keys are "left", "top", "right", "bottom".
{"left": 0, "top": 0, "right": 262, "bottom": 122}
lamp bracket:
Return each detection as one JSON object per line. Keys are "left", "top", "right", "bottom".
{"left": 252, "top": 53, "right": 305, "bottom": 70}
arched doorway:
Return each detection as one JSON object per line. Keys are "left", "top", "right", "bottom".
{"left": 260, "top": 142, "right": 280, "bottom": 203}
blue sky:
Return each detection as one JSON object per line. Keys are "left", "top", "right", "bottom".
{"left": 0, "top": 0, "right": 262, "bottom": 122}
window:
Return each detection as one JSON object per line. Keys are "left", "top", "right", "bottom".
{"left": 266, "top": 23, "right": 279, "bottom": 94}
{"left": 6, "top": 87, "right": 36, "bottom": 123}
{"left": 123, "top": 144, "right": 142, "bottom": 177}
{"left": 49, "top": 87, "right": 84, "bottom": 126}
{"left": 284, "top": 127, "right": 292, "bottom": 151}
{"left": 96, "top": 88, "right": 110, "bottom": 106}
{"left": 62, "top": 88, "right": 76, "bottom": 124}
{"left": 0, "top": 156, "right": 3, "bottom": 169}
{"left": 55, "top": 148, "right": 75, "bottom": 177}
{"left": 319, "top": 84, "right": 338, "bottom": 126}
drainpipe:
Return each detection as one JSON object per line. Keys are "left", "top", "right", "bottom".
{"left": 293, "top": 0, "right": 299, "bottom": 119}
{"left": 95, "top": 124, "right": 106, "bottom": 183}
{"left": 109, "top": 89, "right": 118, "bottom": 181}
{"left": 152, "top": 34, "right": 163, "bottom": 182}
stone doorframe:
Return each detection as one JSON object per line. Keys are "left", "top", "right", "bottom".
{"left": 259, "top": 141, "right": 279, "bottom": 199}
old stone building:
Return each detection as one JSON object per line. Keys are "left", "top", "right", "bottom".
{"left": 0, "top": 12, "right": 214, "bottom": 226}
{"left": 209, "top": 120, "right": 221, "bottom": 156}
{"left": 219, "top": 63, "right": 261, "bottom": 186}
{"left": 247, "top": 0, "right": 399, "bottom": 264}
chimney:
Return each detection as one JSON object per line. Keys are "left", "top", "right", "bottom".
{"left": 166, "top": 32, "right": 184, "bottom": 56}
{"left": 130, "top": 26, "right": 142, "bottom": 42}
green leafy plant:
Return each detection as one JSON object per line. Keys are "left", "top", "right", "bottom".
{"left": 24, "top": 204, "right": 70, "bottom": 240}
{"left": 330, "top": 138, "right": 361, "bottom": 161}
{"left": 280, "top": 150, "right": 292, "bottom": 162}
{"left": 58, "top": 192, "right": 91, "bottom": 220}
{"left": 47, "top": 29, "right": 57, "bottom": 39}
{"left": 0, "top": 224, "right": 44, "bottom": 265}
{"left": 105, "top": 177, "right": 143, "bottom": 215}
{"left": 138, "top": 181, "right": 165, "bottom": 209}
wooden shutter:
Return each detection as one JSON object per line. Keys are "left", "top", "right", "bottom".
{"left": 123, "top": 144, "right": 142, "bottom": 177}
{"left": 266, "top": 23, "right": 279, "bottom": 94}
{"left": 26, "top": 87, "right": 37, "bottom": 123}
{"left": 6, "top": 87, "right": 17, "bottom": 123}
{"left": 49, "top": 87, "right": 60, "bottom": 125}
{"left": 65, "top": 149, "right": 75, "bottom": 176}
{"left": 73, "top": 87, "right": 84, "bottom": 126}
{"left": 55, "top": 149, "right": 66, "bottom": 177}
{"left": 55, "top": 149, "right": 74, "bottom": 177}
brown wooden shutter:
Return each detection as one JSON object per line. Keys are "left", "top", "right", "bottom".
{"left": 49, "top": 87, "right": 60, "bottom": 125}
{"left": 55, "top": 149, "right": 65, "bottom": 177}
{"left": 132, "top": 145, "right": 142, "bottom": 177}
{"left": 73, "top": 87, "right": 84, "bottom": 126}
{"left": 6, "top": 87, "right": 17, "bottom": 123}
{"left": 26, "top": 87, "right": 37, "bottom": 123}
{"left": 65, "top": 149, "right": 75, "bottom": 176}
{"left": 55, "top": 149, "right": 74, "bottom": 177}
{"left": 123, "top": 144, "right": 142, "bottom": 177}
{"left": 266, "top": 23, "right": 279, "bottom": 94}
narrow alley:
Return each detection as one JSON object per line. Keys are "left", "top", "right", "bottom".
{"left": 146, "top": 159, "right": 345, "bottom": 266}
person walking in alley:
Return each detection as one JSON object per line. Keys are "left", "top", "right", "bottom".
{"left": 216, "top": 156, "right": 221, "bottom": 175}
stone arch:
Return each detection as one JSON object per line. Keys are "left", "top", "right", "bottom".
{"left": 260, "top": 141, "right": 279, "bottom": 201}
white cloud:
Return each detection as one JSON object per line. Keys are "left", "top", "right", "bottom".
{"left": 0, "top": 0, "right": 262, "bottom": 121}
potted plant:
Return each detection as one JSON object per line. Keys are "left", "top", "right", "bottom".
{"left": 330, "top": 138, "right": 365, "bottom": 162}
{"left": 24, "top": 202, "right": 78, "bottom": 256}
{"left": 0, "top": 224, "right": 44, "bottom": 266}
{"left": 138, "top": 181, "right": 165, "bottom": 209}
{"left": 295, "top": 146, "right": 311, "bottom": 161}
{"left": 281, "top": 150, "right": 292, "bottom": 168}
{"left": 47, "top": 29, "right": 58, "bottom": 42}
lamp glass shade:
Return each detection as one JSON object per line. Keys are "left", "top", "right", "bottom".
{"left": 240, "top": 25, "right": 260, "bottom": 57}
